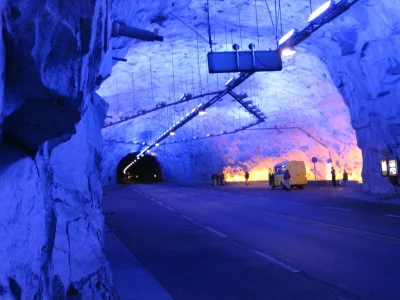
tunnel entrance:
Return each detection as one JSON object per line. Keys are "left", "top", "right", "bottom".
{"left": 117, "top": 153, "right": 162, "bottom": 184}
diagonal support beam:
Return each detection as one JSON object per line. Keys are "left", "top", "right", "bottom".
{"left": 228, "top": 91, "right": 266, "bottom": 122}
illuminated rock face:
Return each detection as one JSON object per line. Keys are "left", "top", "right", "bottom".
{"left": 101, "top": 0, "right": 399, "bottom": 195}
{"left": 101, "top": 0, "right": 365, "bottom": 188}
{"left": 307, "top": 0, "right": 400, "bottom": 194}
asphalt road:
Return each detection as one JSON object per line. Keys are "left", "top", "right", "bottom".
{"left": 104, "top": 184, "right": 400, "bottom": 300}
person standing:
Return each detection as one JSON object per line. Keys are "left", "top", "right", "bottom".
{"left": 331, "top": 167, "right": 336, "bottom": 187}
{"left": 283, "top": 169, "right": 291, "bottom": 191}
{"left": 211, "top": 173, "right": 217, "bottom": 187}
{"left": 343, "top": 170, "right": 348, "bottom": 187}
{"left": 245, "top": 171, "right": 250, "bottom": 186}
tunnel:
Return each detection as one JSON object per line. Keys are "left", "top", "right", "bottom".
{"left": 117, "top": 152, "right": 162, "bottom": 184}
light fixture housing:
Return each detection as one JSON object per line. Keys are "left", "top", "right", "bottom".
{"left": 308, "top": 0, "right": 335, "bottom": 23}
{"left": 278, "top": 29, "right": 298, "bottom": 46}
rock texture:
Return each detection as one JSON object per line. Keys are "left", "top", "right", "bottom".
{"left": 308, "top": 0, "right": 400, "bottom": 194}
{"left": 100, "top": 0, "right": 365, "bottom": 187}
{"left": 0, "top": 0, "right": 115, "bottom": 297}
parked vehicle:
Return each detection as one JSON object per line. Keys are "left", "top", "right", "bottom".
{"left": 271, "top": 161, "right": 307, "bottom": 189}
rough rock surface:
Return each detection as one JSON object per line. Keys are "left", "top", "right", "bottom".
{"left": 0, "top": 0, "right": 113, "bottom": 297}
{"left": 308, "top": 0, "right": 400, "bottom": 194}
{"left": 100, "top": 0, "right": 366, "bottom": 187}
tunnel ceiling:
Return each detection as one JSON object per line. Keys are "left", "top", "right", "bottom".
{"left": 99, "top": 0, "right": 399, "bottom": 193}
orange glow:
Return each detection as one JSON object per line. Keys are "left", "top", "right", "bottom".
{"left": 223, "top": 146, "right": 363, "bottom": 183}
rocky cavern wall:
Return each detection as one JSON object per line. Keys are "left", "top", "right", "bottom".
{"left": 0, "top": 0, "right": 117, "bottom": 297}
{"left": 308, "top": 0, "right": 400, "bottom": 194}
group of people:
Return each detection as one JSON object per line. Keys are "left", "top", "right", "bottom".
{"left": 330, "top": 167, "right": 348, "bottom": 187}
{"left": 211, "top": 172, "right": 226, "bottom": 186}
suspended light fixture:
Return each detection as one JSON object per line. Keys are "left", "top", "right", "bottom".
{"left": 155, "top": 143, "right": 160, "bottom": 146}
{"left": 308, "top": 0, "right": 335, "bottom": 23}
{"left": 225, "top": 77, "right": 235, "bottom": 87}
{"left": 199, "top": 108, "right": 206, "bottom": 115}
{"left": 281, "top": 47, "right": 296, "bottom": 56}
{"left": 170, "top": 131, "right": 176, "bottom": 136}
{"left": 278, "top": 29, "right": 298, "bottom": 46}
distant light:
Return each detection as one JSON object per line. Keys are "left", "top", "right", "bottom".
{"left": 136, "top": 175, "right": 138, "bottom": 178}
{"left": 142, "top": 142, "right": 146, "bottom": 145}
{"left": 141, "top": 155, "right": 144, "bottom": 157}
{"left": 207, "top": 134, "right": 211, "bottom": 137}
{"left": 220, "top": 131, "right": 224, "bottom": 134}
{"left": 308, "top": 0, "right": 334, "bottom": 23}
{"left": 278, "top": 29, "right": 297, "bottom": 46}
{"left": 199, "top": 109, "right": 206, "bottom": 116}
{"left": 146, "top": 150, "right": 151, "bottom": 153}
{"left": 180, "top": 93, "right": 186, "bottom": 100}
{"left": 170, "top": 131, "right": 175, "bottom": 136}
{"left": 193, "top": 136, "right": 197, "bottom": 139}
{"left": 155, "top": 143, "right": 159, "bottom": 146}
{"left": 281, "top": 48, "right": 296, "bottom": 56}
{"left": 154, "top": 174, "right": 157, "bottom": 178}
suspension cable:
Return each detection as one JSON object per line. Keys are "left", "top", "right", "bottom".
{"left": 264, "top": 0, "right": 278, "bottom": 46}
{"left": 254, "top": 0, "right": 261, "bottom": 49}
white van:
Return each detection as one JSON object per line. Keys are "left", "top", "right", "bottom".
{"left": 271, "top": 161, "right": 307, "bottom": 189}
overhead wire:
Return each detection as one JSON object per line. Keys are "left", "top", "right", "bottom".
{"left": 264, "top": 0, "right": 278, "bottom": 47}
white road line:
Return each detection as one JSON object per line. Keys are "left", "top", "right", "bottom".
{"left": 386, "top": 214, "right": 400, "bottom": 219}
{"left": 238, "top": 194, "right": 246, "bottom": 197}
{"left": 204, "top": 226, "right": 228, "bottom": 238}
{"left": 181, "top": 215, "right": 193, "bottom": 221}
{"left": 166, "top": 206, "right": 175, "bottom": 211}
{"left": 258, "top": 197, "right": 270, "bottom": 200}
{"left": 150, "top": 198, "right": 155, "bottom": 201}
{"left": 250, "top": 250, "right": 300, "bottom": 273}
{"left": 156, "top": 201, "right": 163, "bottom": 205}
{"left": 286, "top": 201, "right": 303, "bottom": 205}
{"left": 325, "top": 206, "right": 351, "bottom": 212}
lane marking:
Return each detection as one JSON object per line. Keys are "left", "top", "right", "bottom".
{"left": 386, "top": 214, "right": 400, "bottom": 219}
{"left": 325, "top": 206, "right": 351, "bottom": 212}
{"left": 258, "top": 197, "right": 270, "bottom": 200}
{"left": 181, "top": 215, "right": 193, "bottom": 221}
{"left": 150, "top": 198, "right": 155, "bottom": 201}
{"left": 250, "top": 250, "right": 300, "bottom": 273}
{"left": 286, "top": 201, "right": 303, "bottom": 205}
{"left": 166, "top": 206, "right": 175, "bottom": 212}
{"left": 156, "top": 201, "right": 163, "bottom": 205}
{"left": 204, "top": 226, "right": 228, "bottom": 238}
{"left": 238, "top": 194, "right": 246, "bottom": 197}
{"left": 250, "top": 208, "right": 400, "bottom": 243}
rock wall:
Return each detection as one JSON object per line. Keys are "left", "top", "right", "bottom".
{"left": 308, "top": 0, "right": 400, "bottom": 194}
{"left": 0, "top": 0, "right": 5, "bottom": 137}
{"left": 0, "top": 97, "right": 116, "bottom": 298}
{"left": 0, "top": 0, "right": 116, "bottom": 297}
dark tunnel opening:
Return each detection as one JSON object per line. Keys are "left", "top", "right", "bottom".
{"left": 117, "top": 152, "right": 162, "bottom": 184}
